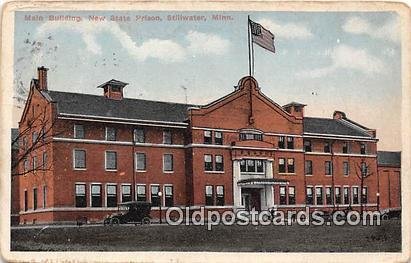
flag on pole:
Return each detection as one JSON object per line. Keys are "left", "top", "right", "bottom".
{"left": 249, "top": 19, "right": 275, "bottom": 53}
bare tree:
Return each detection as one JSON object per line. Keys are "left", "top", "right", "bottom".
{"left": 354, "top": 159, "right": 374, "bottom": 215}
{"left": 11, "top": 105, "right": 61, "bottom": 176}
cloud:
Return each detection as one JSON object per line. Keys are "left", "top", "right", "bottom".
{"left": 257, "top": 18, "right": 314, "bottom": 39}
{"left": 186, "top": 30, "right": 230, "bottom": 55}
{"left": 296, "top": 44, "right": 385, "bottom": 78}
{"left": 36, "top": 21, "right": 229, "bottom": 62}
{"left": 342, "top": 16, "right": 400, "bottom": 43}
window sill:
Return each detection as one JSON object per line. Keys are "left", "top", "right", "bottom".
{"left": 305, "top": 174, "right": 313, "bottom": 176}
{"left": 74, "top": 168, "right": 87, "bottom": 171}
{"left": 325, "top": 174, "right": 333, "bottom": 177}
{"left": 205, "top": 171, "right": 225, "bottom": 174}
{"left": 136, "top": 170, "right": 146, "bottom": 173}
{"left": 163, "top": 171, "right": 174, "bottom": 174}
{"left": 105, "top": 169, "right": 118, "bottom": 172}
{"left": 278, "top": 173, "right": 296, "bottom": 175}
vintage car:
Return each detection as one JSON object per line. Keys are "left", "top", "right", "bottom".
{"left": 381, "top": 207, "right": 401, "bottom": 220}
{"left": 103, "top": 201, "right": 152, "bottom": 225}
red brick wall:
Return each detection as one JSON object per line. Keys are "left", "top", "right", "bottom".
{"left": 378, "top": 166, "right": 401, "bottom": 209}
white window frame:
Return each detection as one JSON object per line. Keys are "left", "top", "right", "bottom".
{"left": 163, "top": 184, "right": 174, "bottom": 207}
{"left": 133, "top": 128, "right": 145, "bottom": 143}
{"left": 105, "top": 127, "right": 117, "bottom": 141}
{"left": 90, "top": 183, "right": 102, "bottom": 207}
{"left": 135, "top": 152, "right": 146, "bottom": 172}
{"left": 105, "top": 183, "right": 118, "bottom": 207}
{"left": 74, "top": 124, "right": 84, "bottom": 139}
{"left": 120, "top": 183, "right": 132, "bottom": 203}
{"left": 150, "top": 184, "right": 161, "bottom": 206}
{"left": 105, "top": 151, "right": 118, "bottom": 171}
{"left": 136, "top": 184, "right": 147, "bottom": 202}
{"left": 163, "top": 154, "right": 174, "bottom": 173}
{"left": 352, "top": 186, "right": 359, "bottom": 205}
{"left": 163, "top": 130, "right": 172, "bottom": 144}
{"left": 73, "top": 149, "right": 86, "bottom": 170}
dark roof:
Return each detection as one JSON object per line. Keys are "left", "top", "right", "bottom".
{"left": 47, "top": 90, "right": 196, "bottom": 123}
{"left": 303, "top": 117, "right": 372, "bottom": 137}
{"left": 97, "top": 79, "right": 128, "bottom": 89}
{"left": 377, "top": 151, "right": 401, "bottom": 167}
{"left": 11, "top": 128, "right": 19, "bottom": 149}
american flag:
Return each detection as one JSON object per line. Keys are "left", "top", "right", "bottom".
{"left": 249, "top": 19, "right": 275, "bottom": 53}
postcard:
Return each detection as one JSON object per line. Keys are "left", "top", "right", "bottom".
{"left": 1, "top": 1, "right": 410, "bottom": 262}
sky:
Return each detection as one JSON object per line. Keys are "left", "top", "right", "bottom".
{"left": 13, "top": 11, "right": 401, "bottom": 150}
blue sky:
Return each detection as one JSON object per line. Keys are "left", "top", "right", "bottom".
{"left": 13, "top": 11, "right": 401, "bottom": 150}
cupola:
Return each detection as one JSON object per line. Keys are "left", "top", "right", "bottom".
{"left": 97, "top": 79, "right": 128, "bottom": 100}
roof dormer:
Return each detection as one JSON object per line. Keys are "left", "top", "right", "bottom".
{"left": 97, "top": 79, "right": 128, "bottom": 100}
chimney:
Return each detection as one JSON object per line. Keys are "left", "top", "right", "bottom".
{"left": 283, "top": 102, "right": 306, "bottom": 119}
{"left": 37, "top": 66, "right": 49, "bottom": 91}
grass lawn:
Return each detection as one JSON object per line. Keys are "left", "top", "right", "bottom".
{"left": 11, "top": 220, "right": 401, "bottom": 252}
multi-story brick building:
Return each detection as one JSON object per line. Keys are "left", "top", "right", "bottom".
{"left": 14, "top": 67, "right": 398, "bottom": 224}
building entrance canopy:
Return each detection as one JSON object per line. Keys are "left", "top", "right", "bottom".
{"left": 237, "top": 178, "right": 289, "bottom": 186}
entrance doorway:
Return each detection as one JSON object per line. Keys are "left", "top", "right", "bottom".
{"left": 241, "top": 188, "right": 261, "bottom": 211}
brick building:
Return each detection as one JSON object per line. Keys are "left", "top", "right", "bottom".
{"left": 14, "top": 67, "right": 400, "bottom": 224}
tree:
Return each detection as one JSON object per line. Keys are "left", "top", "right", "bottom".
{"left": 355, "top": 159, "right": 374, "bottom": 215}
{"left": 11, "top": 105, "right": 59, "bottom": 176}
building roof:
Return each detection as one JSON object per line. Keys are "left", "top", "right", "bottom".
{"left": 303, "top": 117, "right": 372, "bottom": 138}
{"left": 377, "top": 151, "right": 401, "bottom": 167}
{"left": 47, "top": 90, "right": 196, "bottom": 123}
{"left": 11, "top": 128, "right": 19, "bottom": 149}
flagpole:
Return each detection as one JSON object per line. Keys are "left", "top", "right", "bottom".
{"left": 247, "top": 15, "right": 252, "bottom": 76}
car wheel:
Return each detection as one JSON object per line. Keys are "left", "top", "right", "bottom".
{"left": 142, "top": 217, "right": 151, "bottom": 225}
{"left": 381, "top": 214, "right": 388, "bottom": 220}
{"left": 110, "top": 218, "right": 120, "bottom": 226}
{"left": 103, "top": 218, "right": 110, "bottom": 226}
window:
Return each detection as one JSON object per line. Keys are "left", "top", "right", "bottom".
{"left": 343, "top": 187, "right": 350, "bottom": 204}
{"left": 352, "top": 187, "right": 359, "bottom": 204}
{"left": 151, "top": 185, "right": 160, "bottom": 206}
{"left": 205, "top": 185, "right": 213, "bottom": 206}
{"left": 32, "top": 131, "right": 38, "bottom": 144}
{"left": 33, "top": 188, "right": 38, "bottom": 210}
{"left": 121, "top": 185, "right": 131, "bottom": 202}
{"left": 306, "top": 187, "right": 313, "bottom": 205}
{"left": 106, "top": 185, "right": 117, "bottom": 207}
{"left": 325, "top": 161, "right": 333, "bottom": 175}
{"left": 137, "top": 185, "right": 146, "bottom": 202}
{"left": 204, "top": 155, "right": 213, "bottom": 171}
{"left": 91, "top": 184, "right": 102, "bottom": 207}
{"left": 304, "top": 140, "right": 312, "bottom": 152}
{"left": 287, "top": 158, "right": 295, "bottom": 173}
{"left": 278, "top": 158, "right": 286, "bottom": 173}
{"left": 105, "top": 151, "right": 117, "bottom": 171}
{"left": 256, "top": 160, "right": 264, "bottom": 173}
{"left": 163, "top": 130, "right": 172, "bottom": 144}
{"left": 74, "top": 124, "right": 84, "bottom": 139}
{"left": 288, "top": 186, "right": 296, "bottom": 205}
{"left": 360, "top": 162, "right": 368, "bottom": 176}
{"left": 342, "top": 142, "right": 348, "bottom": 153}
{"left": 42, "top": 152, "right": 47, "bottom": 170}
{"left": 32, "top": 156, "right": 37, "bottom": 171}
{"left": 43, "top": 186, "right": 47, "bottom": 208}
{"left": 133, "top": 128, "right": 145, "bottom": 143}
{"left": 324, "top": 142, "right": 331, "bottom": 153}
{"left": 360, "top": 143, "right": 366, "bottom": 154}
{"left": 335, "top": 187, "right": 341, "bottom": 204}
{"left": 216, "top": 186, "right": 224, "bottom": 206}
{"left": 215, "top": 155, "right": 224, "bottom": 171}
{"left": 343, "top": 162, "right": 349, "bottom": 176}
{"left": 75, "top": 184, "right": 86, "bottom": 207}
{"left": 163, "top": 154, "right": 173, "bottom": 172}
{"left": 135, "top": 153, "right": 146, "bottom": 171}
{"left": 278, "top": 136, "right": 285, "bottom": 149}
{"left": 24, "top": 190, "right": 28, "bottom": 211}
{"left": 73, "top": 150, "right": 86, "bottom": 169}
{"left": 24, "top": 158, "right": 29, "bottom": 172}
{"left": 240, "top": 132, "right": 263, "bottom": 141}
{"left": 22, "top": 136, "right": 28, "bottom": 150}
{"left": 165, "top": 186, "right": 174, "bottom": 207}
{"left": 240, "top": 160, "right": 246, "bottom": 172}
{"left": 305, "top": 160, "right": 313, "bottom": 175}
{"left": 279, "top": 186, "right": 287, "bottom": 205}
{"left": 326, "top": 187, "right": 333, "bottom": 205}
{"left": 316, "top": 187, "right": 323, "bottom": 205}
{"left": 287, "top": 137, "right": 294, "bottom": 149}
{"left": 204, "top": 130, "right": 212, "bottom": 144}
{"left": 215, "top": 131, "right": 223, "bottom": 145}
{"left": 240, "top": 159, "right": 265, "bottom": 173}
{"left": 361, "top": 187, "right": 368, "bottom": 204}
{"left": 105, "top": 127, "right": 116, "bottom": 141}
